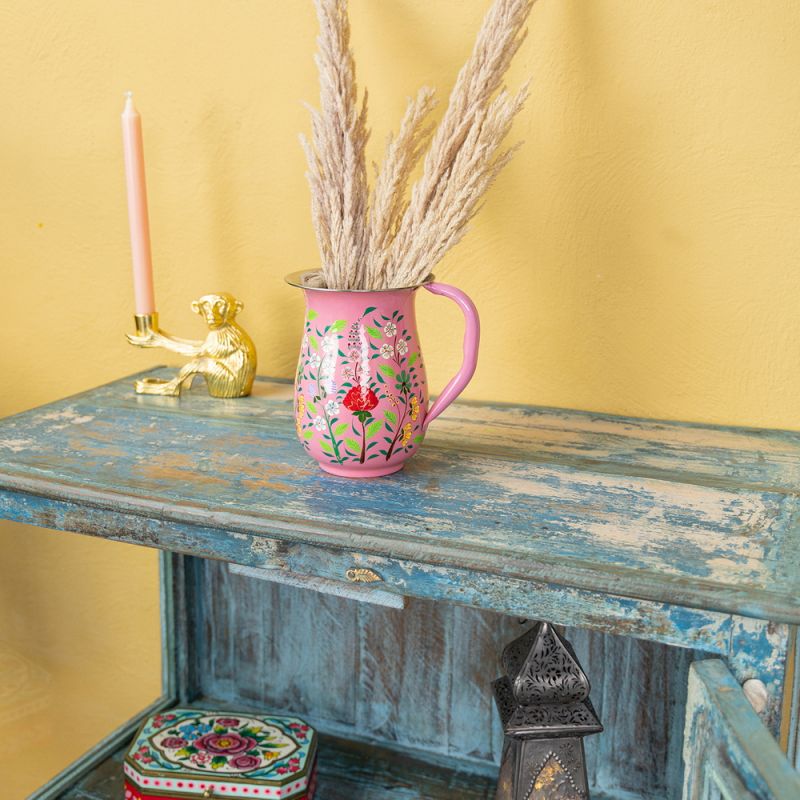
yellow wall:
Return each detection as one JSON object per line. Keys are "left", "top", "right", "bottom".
{"left": 2, "top": 0, "right": 800, "bottom": 794}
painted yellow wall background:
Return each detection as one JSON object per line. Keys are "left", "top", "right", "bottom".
{"left": 2, "top": 0, "right": 800, "bottom": 794}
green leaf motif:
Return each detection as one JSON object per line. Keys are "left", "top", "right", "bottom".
{"left": 309, "top": 335, "right": 319, "bottom": 350}
{"left": 302, "top": 429, "right": 314, "bottom": 440}
{"left": 408, "top": 352, "right": 419, "bottom": 367}
{"left": 344, "top": 437, "right": 361, "bottom": 451}
{"left": 366, "top": 419, "right": 383, "bottom": 438}
{"left": 307, "top": 310, "right": 318, "bottom": 320}
{"left": 365, "top": 325, "right": 382, "bottom": 338}
{"left": 306, "top": 402, "right": 317, "bottom": 415}
{"left": 211, "top": 756, "right": 227, "bottom": 770}
{"left": 334, "top": 422, "right": 349, "bottom": 435}
{"left": 385, "top": 410, "right": 398, "bottom": 425}
{"left": 378, "top": 364, "right": 396, "bottom": 378}
{"left": 329, "top": 319, "right": 347, "bottom": 332}
{"left": 319, "top": 440, "right": 333, "bottom": 454}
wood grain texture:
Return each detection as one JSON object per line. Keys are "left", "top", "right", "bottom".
{"left": 726, "top": 617, "right": 790, "bottom": 732}
{"left": 4, "top": 372, "right": 799, "bottom": 798}
{"left": 569, "top": 627, "right": 698, "bottom": 799}
{"left": 0, "top": 484, "right": 750, "bottom": 660}
{"left": 230, "top": 562, "right": 407, "bottom": 608}
{"left": 56, "top": 747, "right": 124, "bottom": 800}
{"left": 55, "top": 736, "right": 500, "bottom": 800}
{"left": 51, "top": 620, "right": 695, "bottom": 800}
{"left": 0, "top": 371, "right": 798, "bottom": 629}
{"left": 193, "top": 560, "right": 699, "bottom": 799}
{"left": 196, "top": 560, "right": 516, "bottom": 767}
{"left": 683, "top": 660, "right": 800, "bottom": 799}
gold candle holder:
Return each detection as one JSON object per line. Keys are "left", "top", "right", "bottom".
{"left": 126, "top": 292, "right": 257, "bottom": 398}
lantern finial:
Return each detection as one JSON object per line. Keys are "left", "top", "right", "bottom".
{"left": 493, "top": 622, "right": 602, "bottom": 799}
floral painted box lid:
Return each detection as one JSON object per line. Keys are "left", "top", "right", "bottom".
{"left": 124, "top": 708, "right": 317, "bottom": 800}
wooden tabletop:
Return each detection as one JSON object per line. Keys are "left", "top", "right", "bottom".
{"left": 1, "top": 368, "right": 799, "bottom": 625}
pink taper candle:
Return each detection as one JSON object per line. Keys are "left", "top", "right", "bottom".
{"left": 121, "top": 92, "right": 156, "bottom": 315}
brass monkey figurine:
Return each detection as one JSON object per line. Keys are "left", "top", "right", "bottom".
{"left": 126, "top": 292, "right": 257, "bottom": 398}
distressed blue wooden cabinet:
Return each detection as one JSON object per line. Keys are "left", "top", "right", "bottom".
{"left": 1, "top": 369, "right": 799, "bottom": 799}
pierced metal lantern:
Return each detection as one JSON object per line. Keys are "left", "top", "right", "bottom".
{"left": 493, "top": 622, "right": 603, "bottom": 800}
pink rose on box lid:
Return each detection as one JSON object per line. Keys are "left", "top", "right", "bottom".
{"left": 195, "top": 732, "right": 256, "bottom": 755}
{"left": 159, "top": 736, "right": 187, "bottom": 749}
{"left": 230, "top": 754, "right": 261, "bottom": 771}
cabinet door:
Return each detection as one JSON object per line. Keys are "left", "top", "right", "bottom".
{"left": 683, "top": 659, "right": 800, "bottom": 799}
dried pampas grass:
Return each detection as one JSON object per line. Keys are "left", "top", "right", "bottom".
{"left": 302, "top": 0, "right": 534, "bottom": 290}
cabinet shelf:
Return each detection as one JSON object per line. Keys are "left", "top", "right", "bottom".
{"left": 58, "top": 732, "right": 499, "bottom": 800}
{"left": 55, "top": 730, "right": 643, "bottom": 800}
{"left": 3, "top": 371, "right": 798, "bottom": 799}
{"left": 1, "top": 369, "right": 798, "bottom": 643}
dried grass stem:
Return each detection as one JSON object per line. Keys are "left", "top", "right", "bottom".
{"left": 302, "top": 0, "right": 535, "bottom": 290}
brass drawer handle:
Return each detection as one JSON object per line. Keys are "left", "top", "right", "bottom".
{"left": 346, "top": 568, "right": 382, "bottom": 583}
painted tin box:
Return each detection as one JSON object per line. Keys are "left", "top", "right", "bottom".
{"left": 124, "top": 708, "right": 317, "bottom": 799}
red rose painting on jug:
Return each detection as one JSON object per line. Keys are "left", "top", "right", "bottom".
{"left": 289, "top": 273, "right": 480, "bottom": 478}
{"left": 296, "top": 306, "right": 426, "bottom": 470}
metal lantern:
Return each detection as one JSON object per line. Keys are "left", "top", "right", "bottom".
{"left": 493, "top": 622, "right": 603, "bottom": 799}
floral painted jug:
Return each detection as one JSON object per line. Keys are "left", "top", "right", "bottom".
{"left": 287, "top": 271, "right": 480, "bottom": 478}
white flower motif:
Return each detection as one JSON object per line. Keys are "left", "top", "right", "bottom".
{"left": 320, "top": 350, "right": 338, "bottom": 395}
{"left": 358, "top": 325, "right": 371, "bottom": 391}
{"left": 397, "top": 338, "right": 408, "bottom": 355}
{"left": 308, "top": 353, "right": 321, "bottom": 369}
{"left": 380, "top": 344, "right": 394, "bottom": 359}
{"left": 313, "top": 415, "right": 326, "bottom": 431}
{"left": 325, "top": 399, "right": 340, "bottom": 415}
{"left": 383, "top": 321, "right": 397, "bottom": 337}
{"left": 322, "top": 333, "right": 339, "bottom": 353}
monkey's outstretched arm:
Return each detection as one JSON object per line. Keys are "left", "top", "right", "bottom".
{"left": 126, "top": 330, "right": 205, "bottom": 357}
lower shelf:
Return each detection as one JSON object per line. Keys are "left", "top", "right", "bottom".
{"left": 56, "top": 734, "right": 499, "bottom": 800}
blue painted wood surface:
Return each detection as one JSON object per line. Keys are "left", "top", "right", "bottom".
{"left": 196, "top": 560, "right": 701, "bottom": 799}
{"left": 0, "top": 482, "right": 754, "bottom": 660}
{"left": 2, "top": 371, "right": 798, "bottom": 798}
{"left": 57, "top": 733, "right": 501, "bottom": 800}
{"left": 683, "top": 659, "right": 800, "bottom": 798}
{"left": 0, "top": 369, "right": 798, "bottom": 628}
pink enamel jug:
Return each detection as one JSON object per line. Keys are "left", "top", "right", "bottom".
{"left": 286, "top": 271, "right": 480, "bottom": 478}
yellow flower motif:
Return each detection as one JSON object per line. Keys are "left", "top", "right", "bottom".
{"left": 400, "top": 422, "right": 413, "bottom": 447}
{"left": 296, "top": 395, "right": 305, "bottom": 437}
{"left": 410, "top": 394, "right": 420, "bottom": 421}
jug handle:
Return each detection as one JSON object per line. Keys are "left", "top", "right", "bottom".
{"left": 422, "top": 282, "right": 480, "bottom": 431}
